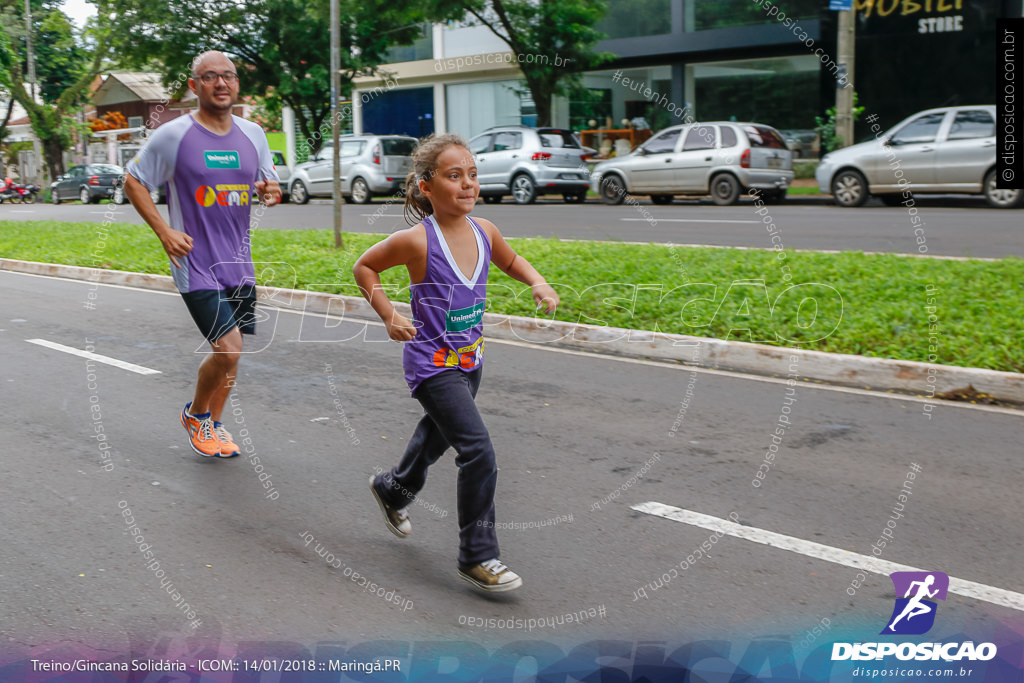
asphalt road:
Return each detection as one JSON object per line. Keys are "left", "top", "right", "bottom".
{"left": 2, "top": 269, "right": 1021, "bottom": 668}
{"left": 4, "top": 194, "right": 1022, "bottom": 258}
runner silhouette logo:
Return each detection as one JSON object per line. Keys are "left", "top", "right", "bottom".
{"left": 882, "top": 571, "right": 949, "bottom": 635}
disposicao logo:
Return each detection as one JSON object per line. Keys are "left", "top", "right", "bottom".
{"left": 831, "top": 570, "right": 997, "bottom": 663}
{"left": 882, "top": 571, "right": 948, "bottom": 635}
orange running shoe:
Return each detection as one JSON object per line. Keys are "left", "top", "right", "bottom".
{"left": 180, "top": 402, "right": 223, "bottom": 458}
{"left": 213, "top": 422, "right": 241, "bottom": 458}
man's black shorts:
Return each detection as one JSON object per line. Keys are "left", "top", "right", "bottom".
{"left": 180, "top": 284, "right": 257, "bottom": 343}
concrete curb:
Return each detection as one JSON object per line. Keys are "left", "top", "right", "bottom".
{"left": 4, "top": 258, "right": 1022, "bottom": 404}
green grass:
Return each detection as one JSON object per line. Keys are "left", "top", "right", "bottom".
{"left": 2, "top": 220, "right": 1022, "bottom": 373}
{"left": 786, "top": 186, "right": 821, "bottom": 195}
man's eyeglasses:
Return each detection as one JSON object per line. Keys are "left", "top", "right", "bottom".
{"left": 196, "top": 71, "right": 239, "bottom": 84}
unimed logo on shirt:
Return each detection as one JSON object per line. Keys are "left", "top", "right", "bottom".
{"left": 204, "top": 150, "right": 240, "bottom": 169}
{"left": 445, "top": 302, "right": 485, "bottom": 332}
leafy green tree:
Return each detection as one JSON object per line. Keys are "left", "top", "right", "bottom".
{"left": 105, "top": 0, "right": 426, "bottom": 153}
{"left": 427, "top": 0, "right": 613, "bottom": 126}
{"left": 0, "top": 2, "right": 108, "bottom": 180}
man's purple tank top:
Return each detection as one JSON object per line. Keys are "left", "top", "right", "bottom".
{"left": 403, "top": 215, "right": 491, "bottom": 394}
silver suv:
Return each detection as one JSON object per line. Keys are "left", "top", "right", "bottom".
{"left": 590, "top": 121, "right": 793, "bottom": 205}
{"left": 816, "top": 105, "right": 1019, "bottom": 208}
{"left": 288, "top": 134, "right": 418, "bottom": 204}
{"left": 468, "top": 126, "right": 590, "bottom": 204}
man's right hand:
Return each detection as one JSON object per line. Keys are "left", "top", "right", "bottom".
{"left": 159, "top": 229, "right": 194, "bottom": 269}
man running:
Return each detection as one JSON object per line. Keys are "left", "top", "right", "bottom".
{"left": 124, "top": 50, "right": 281, "bottom": 458}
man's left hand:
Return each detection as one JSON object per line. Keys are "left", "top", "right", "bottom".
{"left": 255, "top": 179, "right": 282, "bottom": 207}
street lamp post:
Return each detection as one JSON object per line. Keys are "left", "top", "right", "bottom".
{"left": 835, "top": 7, "right": 856, "bottom": 147}
{"left": 330, "top": 0, "right": 343, "bottom": 249}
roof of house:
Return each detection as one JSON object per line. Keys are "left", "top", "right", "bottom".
{"left": 93, "top": 72, "right": 173, "bottom": 106}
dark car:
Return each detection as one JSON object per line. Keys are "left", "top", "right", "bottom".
{"left": 51, "top": 164, "right": 125, "bottom": 204}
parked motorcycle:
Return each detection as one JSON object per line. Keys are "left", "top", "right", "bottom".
{"left": 0, "top": 182, "right": 41, "bottom": 204}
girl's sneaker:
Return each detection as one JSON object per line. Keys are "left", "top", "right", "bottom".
{"left": 459, "top": 559, "right": 522, "bottom": 592}
{"left": 369, "top": 476, "right": 411, "bottom": 537}
{"left": 212, "top": 422, "right": 241, "bottom": 457}
{"left": 181, "top": 402, "right": 222, "bottom": 458}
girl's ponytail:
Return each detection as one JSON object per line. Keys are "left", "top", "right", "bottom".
{"left": 403, "top": 171, "right": 433, "bottom": 225}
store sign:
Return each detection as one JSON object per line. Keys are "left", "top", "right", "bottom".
{"left": 854, "top": 0, "right": 971, "bottom": 35}
{"left": 829, "top": 0, "right": 853, "bottom": 9}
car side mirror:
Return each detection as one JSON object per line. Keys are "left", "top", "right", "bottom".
{"left": 634, "top": 147, "right": 648, "bottom": 156}
{"left": 56, "top": 175, "right": 65, "bottom": 181}
{"left": 885, "top": 137, "right": 902, "bottom": 147}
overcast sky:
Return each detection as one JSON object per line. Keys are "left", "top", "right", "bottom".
{"left": 63, "top": 0, "right": 96, "bottom": 28}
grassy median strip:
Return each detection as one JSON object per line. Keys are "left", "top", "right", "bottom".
{"left": 2, "top": 220, "right": 1021, "bottom": 373}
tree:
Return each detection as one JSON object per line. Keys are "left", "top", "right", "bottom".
{"left": 105, "top": 0, "right": 426, "bottom": 154}
{"left": 0, "top": 3, "right": 109, "bottom": 181}
{"left": 426, "top": 0, "right": 613, "bottom": 126}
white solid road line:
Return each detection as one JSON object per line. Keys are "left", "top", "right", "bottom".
{"left": 632, "top": 502, "right": 1024, "bottom": 613}
{"left": 621, "top": 217, "right": 760, "bottom": 224}
{"left": 25, "top": 338, "right": 162, "bottom": 375}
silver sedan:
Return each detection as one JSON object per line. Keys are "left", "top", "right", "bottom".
{"left": 816, "top": 105, "right": 1020, "bottom": 208}
{"left": 590, "top": 121, "right": 793, "bottom": 206}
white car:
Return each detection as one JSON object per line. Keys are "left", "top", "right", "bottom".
{"left": 816, "top": 105, "right": 1020, "bottom": 208}
{"left": 271, "top": 150, "right": 291, "bottom": 201}
{"left": 590, "top": 121, "right": 793, "bottom": 205}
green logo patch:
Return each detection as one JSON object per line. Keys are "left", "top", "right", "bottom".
{"left": 445, "top": 302, "right": 485, "bottom": 332}
{"left": 204, "top": 151, "right": 240, "bottom": 169}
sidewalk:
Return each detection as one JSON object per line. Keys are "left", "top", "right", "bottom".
{"left": 3, "top": 257, "right": 1022, "bottom": 406}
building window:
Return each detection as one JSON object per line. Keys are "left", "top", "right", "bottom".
{"left": 688, "top": 55, "right": 819, "bottom": 131}
{"left": 597, "top": 0, "right": 672, "bottom": 39}
{"left": 690, "top": 0, "right": 819, "bottom": 31}
{"left": 128, "top": 116, "right": 143, "bottom": 129}
{"left": 446, "top": 80, "right": 522, "bottom": 138}
{"left": 383, "top": 23, "right": 433, "bottom": 62}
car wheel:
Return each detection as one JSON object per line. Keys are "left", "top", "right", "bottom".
{"left": 831, "top": 169, "right": 869, "bottom": 207}
{"left": 482, "top": 195, "right": 502, "bottom": 204}
{"left": 710, "top": 174, "right": 741, "bottom": 206}
{"left": 350, "top": 177, "right": 371, "bottom": 204}
{"left": 983, "top": 169, "right": 1024, "bottom": 208}
{"left": 563, "top": 191, "right": 586, "bottom": 204}
{"left": 291, "top": 180, "right": 309, "bottom": 205}
{"left": 51, "top": 189, "right": 60, "bottom": 205}
{"left": 511, "top": 174, "right": 537, "bottom": 204}
{"left": 79, "top": 187, "right": 93, "bottom": 204}
{"left": 600, "top": 175, "right": 626, "bottom": 205}
{"left": 112, "top": 185, "right": 126, "bottom": 205}
{"left": 879, "top": 193, "right": 905, "bottom": 207}
{"left": 650, "top": 194, "right": 673, "bottom": 205}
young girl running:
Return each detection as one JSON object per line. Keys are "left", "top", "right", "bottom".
{"left": 354, "top": 134, "right": 558, "bottom": 593}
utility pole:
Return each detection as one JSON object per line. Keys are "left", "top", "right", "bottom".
{"left": 25, "top": 0, "right": 43, "bottom": 185}
{"left": 330, "top": 0, "right": 343, "bottom": 249}
{"left": 835, "top": 6, "right": 856, "bottom": 148}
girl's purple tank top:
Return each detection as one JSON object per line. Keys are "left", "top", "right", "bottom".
{"left": 403, "top": 215, "right": 491, "bottom": 394}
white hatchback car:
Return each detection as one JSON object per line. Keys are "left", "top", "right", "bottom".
{"left": 591, "top": 121, "right": 793, "bottom": 205}
{"left": 816, "top": 105, "right": 1020, "bottom": 208}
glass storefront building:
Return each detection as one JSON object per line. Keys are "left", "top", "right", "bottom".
{"left": 576, "top": 0, "right": 1023, "bottom": 152}
{"left": 355, "top": 0, "right": 1023, "bottom": 154}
